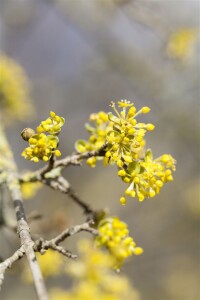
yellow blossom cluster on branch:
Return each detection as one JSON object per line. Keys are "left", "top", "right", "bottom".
{"left": 95, "top": 217, "right": 143, "bottom": 268}
{"left": 50, "top": 239, "right": 139, "bottom": 300}
{"left": 119, "top": 149, "right": 176, "bottom": 204}
{"left": 21, "top": 111, "right": 64, "bottom": 162}
{"left": 75, "top": 100, "right": 176, "bottom": 204}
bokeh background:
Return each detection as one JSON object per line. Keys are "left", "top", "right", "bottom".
{"left": 0, "top": 0, "right": 199, "bottom": 299}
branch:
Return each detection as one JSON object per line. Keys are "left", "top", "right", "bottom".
{"left": 49, "top": 220, "right": 99, "bottom": 245}
{"left": 18, "top": 144, "right": 107, "bottom": 218}
{"left": 34, "top": 221, "right": 98, "bottom": 259}
{"left": 19, "top": 143, "right": 107, "bottom": 183}
{"left": 43, "top": 176, "right": 94, "bottom": 216}
{"left": 54, "top": 143, "right": 107, "bottom": 169}
{"left": 0, "top": 125, "right": 49, "bottom": 300}
{"left": 34, "top": 239, "right": 77, "bottom": 260}
{"left": 20, "top": 170, "right": 96, "bottom": 216}
{"left": 0, "top": 246, "right": 25, "bottom": 289}
{"left": 6, "top": 173, "right": 49, "bottom": 300}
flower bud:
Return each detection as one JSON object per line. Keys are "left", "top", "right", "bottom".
{"left": 21, "top": 128, "right": 35, "bottom": 141}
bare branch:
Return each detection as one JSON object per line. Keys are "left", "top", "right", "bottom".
{"left": 34, "top": 221, "right": 98, "bottom": 260}
{"left": 0, "top": 246, "right": 25, "bottom": 290}
{"left": 0, "top": 124, "right": 49, "bottom": 300}
{"left": 50, "top": 220, "right": 99, "bottom": 245}
{"left": 37, "top": 175, "right": 95, "bottom": 216}
{"left": 6, "top": 173, "right": 49, "bottom": 300}
{"left": 34, "top": 239, "right": 77, "bottom": 260}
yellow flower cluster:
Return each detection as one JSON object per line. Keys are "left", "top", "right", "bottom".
{"left": 75, "top": 111, "right": 108, "bottom": 167}
{"left": 22, "top": 112, "right": 64, "bottom": 162}
{"left": 75, "top": 100, "right": 176, "bottom": 203}
{"left": 0, "top": 54, "right": 33, "bottom": 124}
{"left": 119, "top": 150, "right": 176, "bottom": 204}
{"left": 105, "top": 100, "right": 154, "bottom": 166}
{"left": 75, "top": 100, "right": 153, "bottom": 167}
{"left": 50, "top": 239, "right": 139, "bottom": 300}
{"left": 95, "top": 217, "right": 143, "bottom": 268}
{"left": 36, "top": 111, "right": 65, "bottom": 135}
{"left": 166, "top": 28, "right": 198, "bottom": 61}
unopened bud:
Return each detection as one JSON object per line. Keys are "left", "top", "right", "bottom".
{"left": 21, "top": 128, "right": 35, "bottom": 141}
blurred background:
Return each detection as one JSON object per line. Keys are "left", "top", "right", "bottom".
{"left": 0, "top": 0, "right": 199, "bottom": 299}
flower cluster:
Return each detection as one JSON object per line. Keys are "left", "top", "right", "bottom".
{"left": 75, "top": 100, "right": 176, "bottom": 203}
{"left": 50, "top": 239, "right": 139, "bottom": 300}
{"left": 75, "top": 111, "right": 108, "bottom": 167}
{"left": 21, "top": 112, "right": 64, "bottom": 162}
{"left": 0, "top": 54, "right": 33, "bottom": 124}
{"left": 95, "top": 217, "right": 143, "bottom": 268}
{"left": 119, "top": 149, "right": 176, "bottom": 204}
{"left": 36, "top": 111, "right": 65, "bottom": 135}
{"left": 104, "top": 101, "right": 154, "bottom": 165}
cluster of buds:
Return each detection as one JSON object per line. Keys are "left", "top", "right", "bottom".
{"left": 95, "top": 217, "right": 143, "bottom": 268}
{"left": 21, "top": 112, "right": 64, "bottom": 163}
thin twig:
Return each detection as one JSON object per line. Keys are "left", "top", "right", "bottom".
{"left": 0, "top": 246, "right": 25, "bottom": 290}
{"left": 34, "top": 238, "right": 77, "bottom": 259}
{"left": 50, "top": 220, "right": 99, "bottom": 245}
{"left": 38, "top": 175, "right": 95, "bottom": 216}
{"left": 34, "top": 221, "right": 98, "bottom": 260}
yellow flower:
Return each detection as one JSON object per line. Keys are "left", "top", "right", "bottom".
{"left": 0, "top": 54, "right": 33, "bottom": 124}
